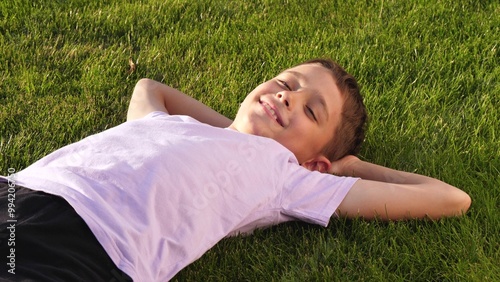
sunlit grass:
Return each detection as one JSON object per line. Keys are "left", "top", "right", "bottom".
{"left": 1, "top": 0, "right": 498, "bottom": 280}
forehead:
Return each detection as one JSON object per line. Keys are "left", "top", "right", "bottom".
{"left": 281, "top": 63, "right": 336, "bottom": 87}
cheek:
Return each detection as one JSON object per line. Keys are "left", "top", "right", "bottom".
{"left": 290, "top": 125, "right": 327, "bottom": 152}
{"left": 239, "top": 96, "right": 255, "bottom": 109}
{"left": 249, "top": 83, "right": 271, "bottom": 96}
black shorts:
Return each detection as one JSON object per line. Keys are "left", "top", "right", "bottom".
{"left": 0, "top": 181, "right": 132, "bottom": 282}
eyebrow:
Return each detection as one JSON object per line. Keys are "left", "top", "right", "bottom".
{"left": 285, "top": 70, "right": 329, "bottom": 123}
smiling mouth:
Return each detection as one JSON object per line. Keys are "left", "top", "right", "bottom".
{"left": 260, "top": 100, "right": 284, "bottom": 127}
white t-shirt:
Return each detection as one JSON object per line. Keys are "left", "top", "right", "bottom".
{"left": 8, "top": 111, "right": 358, "bottom": 281}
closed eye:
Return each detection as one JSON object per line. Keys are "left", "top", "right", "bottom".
{"left": 306, "top": 106, "right": 317, "bottom": 122}
{"left": 277, "top": 79, "right": 292, "bottom": 91}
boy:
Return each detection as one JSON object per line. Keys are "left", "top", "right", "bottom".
{"left": 0, "top": 59, "right": 470, "bottom": 281}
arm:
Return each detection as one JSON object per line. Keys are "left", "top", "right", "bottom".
{"left": 127, "top": 78, "right": 233, "bottom": 128}
{"left": 331, "top": 156, "right": 471, "bottom": 220}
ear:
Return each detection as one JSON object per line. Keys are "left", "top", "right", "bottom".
{"left": 301, "top": 155, "right": 332, "bottom": 173}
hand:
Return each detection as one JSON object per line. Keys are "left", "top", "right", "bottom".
{"left": 328, "top": 155, "right": 360, "bottom": 176}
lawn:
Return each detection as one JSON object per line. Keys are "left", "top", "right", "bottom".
{"left": 1, "top": 0, "right": 499, "bottom": 281}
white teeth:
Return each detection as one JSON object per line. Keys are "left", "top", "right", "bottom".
{"left": 264, "top": 103, "right": 278, "bottom": 121}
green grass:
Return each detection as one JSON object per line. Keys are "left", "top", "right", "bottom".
{"left": 1, "top": 0, "right": 499, "bottom": 280}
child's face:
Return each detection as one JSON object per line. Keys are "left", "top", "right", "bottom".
{"left": 230, "top": 63, "right": 344, "bottom": 165}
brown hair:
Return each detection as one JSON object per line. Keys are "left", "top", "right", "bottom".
{"left": 300, "top": 58, "right": 367, "bottom": 161}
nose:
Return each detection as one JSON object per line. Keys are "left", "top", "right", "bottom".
{"left": 276, "top": 91, "right": 291, "bottom": 108}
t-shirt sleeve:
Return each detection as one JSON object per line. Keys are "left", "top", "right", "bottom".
{"left": 280, "top": 162, "right": 359, "bottom": 227}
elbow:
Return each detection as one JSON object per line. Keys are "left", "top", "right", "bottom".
{"left": 133, "top": 78, "right": 155, "bottom": 94}
{"left": 131, "top": 78, "right": 151, "bottom": 100}
{"left": 443, "top": 187, "right": 471, "bottom": 217}
{"left": 127, "top": 78, "right": 158, "bottom": 121}
{"left": 458, "top": 190, "right": 472, "bottom": 215}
